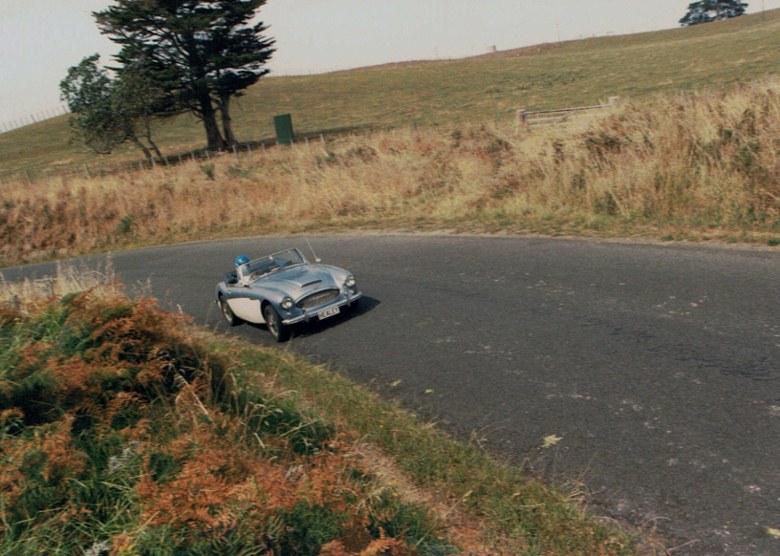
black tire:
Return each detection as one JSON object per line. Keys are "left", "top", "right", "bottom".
{"left": 263, "top": 304, "right": 290, "bottom": 342}
{"left": 219, "top": 296, "right": 241, "bottom": 326}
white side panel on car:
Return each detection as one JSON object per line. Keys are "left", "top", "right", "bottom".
{"left": 228, "top": 298, "right": 264, "bottom": 324}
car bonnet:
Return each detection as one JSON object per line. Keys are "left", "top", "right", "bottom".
{"left": 253, "top": 265, "right": 337, "bottom": 296}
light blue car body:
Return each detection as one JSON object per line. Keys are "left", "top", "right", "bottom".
{"left": 215, "top": 247, "right": 361, "bottom": 341}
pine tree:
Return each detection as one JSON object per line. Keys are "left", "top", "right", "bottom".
{"left": 680, "top": 1, "right": 748, "bottom": 26}
{"left": 94, "top": 1, "right": 275, "bottom": 151}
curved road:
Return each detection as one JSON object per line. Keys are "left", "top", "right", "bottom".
{"left": 4, "top": 234, "right": 779, "bottom": 555}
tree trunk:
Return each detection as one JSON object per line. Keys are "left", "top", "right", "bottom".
{"left": 129, "top": 136, "right": 154, "bottom": 164}
{"left": 148, "top": 139, "right": 163, "bottom": 161}
{"left": 139, "top": 116, "right": 163, "bottom": 160}
{"left": 204, "top": 115, "right": 225, "bottom": 150}
{"left": 198, "top": 91, "right": 226, "bottom": 150}
{"left": 219, "top": 94, "right": 238, "bottom": 147}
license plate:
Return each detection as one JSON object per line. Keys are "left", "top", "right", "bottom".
{"left": 318, "top": 306, "right": 340, "bottom": 320}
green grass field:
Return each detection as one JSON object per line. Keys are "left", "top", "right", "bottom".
{"left": 2, "top": 9, "right": 780, "bottom": 179}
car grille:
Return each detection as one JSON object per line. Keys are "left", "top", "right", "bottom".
{"left": 298, "top": 289, "right": 339, "bottom": 310}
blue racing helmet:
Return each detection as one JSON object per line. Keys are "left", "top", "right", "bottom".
{"left": 234, "top": 255, "right": 249, "bottom": 266}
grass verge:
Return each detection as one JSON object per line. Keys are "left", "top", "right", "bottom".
{"left": 232, "top": 347, "right": 645, "bottom": 555}
{"left": 0, "top": 272, "right": 644, "bottom": 555}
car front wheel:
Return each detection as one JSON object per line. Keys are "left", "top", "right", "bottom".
{"left": 219, "top": 296, "right": 241, "bottom": 326}
{"left": 263, "top": 304, "right": 290, "bottom": 342}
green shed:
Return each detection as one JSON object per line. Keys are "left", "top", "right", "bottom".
{"left": 273, "top": 114, "right": 295, "bottom": 145}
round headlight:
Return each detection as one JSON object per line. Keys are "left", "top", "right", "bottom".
{"left": 281, "top": 297, "right": 294, "bottom": 310}
{"left": 345, "top": 276, "right": 356, "bottom": 288}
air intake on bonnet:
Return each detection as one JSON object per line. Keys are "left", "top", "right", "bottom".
{"left": 298, "top": 289, "right": 339, "bottom": 310}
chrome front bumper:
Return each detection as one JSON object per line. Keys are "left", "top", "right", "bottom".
{"left": 282, "top": 291, "right": 363, "bottom": 325}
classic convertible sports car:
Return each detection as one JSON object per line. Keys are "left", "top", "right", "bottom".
{"left": 215, "top": 247, "right": 362, "bottom": 342}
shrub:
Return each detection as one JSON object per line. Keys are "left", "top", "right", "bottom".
{"left": 1, "top": 290, "right": 447, "bottom": 554}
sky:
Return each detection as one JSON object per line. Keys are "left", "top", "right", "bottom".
{"left": 1, "top": 0, "right": 778, "bottom": 124}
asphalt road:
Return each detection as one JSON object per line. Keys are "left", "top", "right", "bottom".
{"left": 3, "top": 234, "right": 779, "bottom": 555}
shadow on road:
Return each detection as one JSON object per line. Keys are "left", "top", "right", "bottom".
{"left": 247, "top": 296, "right": 381, "bottom": 341}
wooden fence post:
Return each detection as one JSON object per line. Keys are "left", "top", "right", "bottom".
{"left": 516, "top": 109, "right": 529, "bottom": 132}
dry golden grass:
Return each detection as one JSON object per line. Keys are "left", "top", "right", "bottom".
{"left": 0, "top": 260, "right": 120, "bottom": 317}
{"left": 1, "top": 79, "right": 778, "bottom": 266}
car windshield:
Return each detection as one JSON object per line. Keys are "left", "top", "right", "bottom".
{"left": 239, "top": 248, "right": 306, "bottom": 282}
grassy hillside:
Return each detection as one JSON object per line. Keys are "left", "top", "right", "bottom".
{"left": 1, "top": 9, "right": 780, "bottom": 178}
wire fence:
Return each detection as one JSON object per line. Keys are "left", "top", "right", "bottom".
{"left": 1, "top": 95, "right": 624, "bottom": 184}
{"left": 0, "top": 105, "right": 70, "bottom": 134}
{"left": 1, "top": 97, "right": 622, "bottom": 184}
{"left": 515, "top": 96, "right": 621, "bottom": 131}
{"left": 0, "top": 132, "right": 339, "bottom": 185}
{"left": 0, "top": 144, "right": 254, "bottom": 185}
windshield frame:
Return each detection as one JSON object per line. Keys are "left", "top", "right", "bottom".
{"left": 238, "top": 248, "right": 308, "bottom": 283}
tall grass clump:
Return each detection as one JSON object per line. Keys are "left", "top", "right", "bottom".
{"left": 553, "top": 83, "right": 780, "bottom": 231}
{"left": 0, "top": 287, "right": 454, "bottom": 555}
{"left": 1, "top": 79, "right": 777, "bottom": 267}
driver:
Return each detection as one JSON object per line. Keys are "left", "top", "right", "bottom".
{"left": 234, "top": 255, "right": 250, "bottom": 286}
